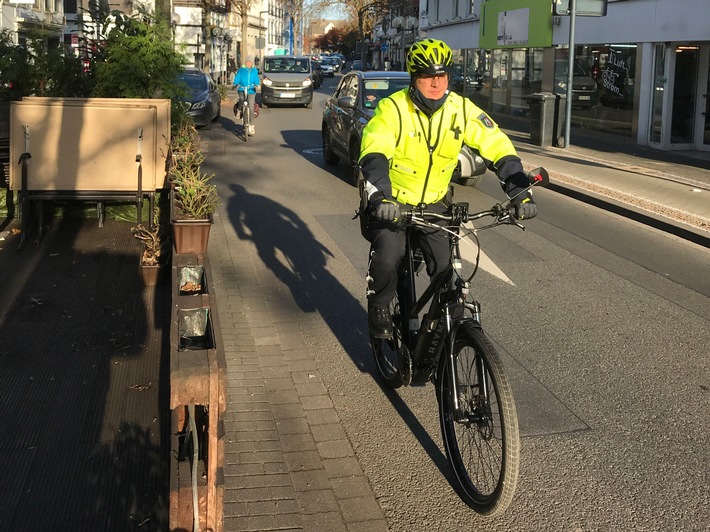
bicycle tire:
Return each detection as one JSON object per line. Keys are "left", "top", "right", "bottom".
{"left": 243, "top": 106, "right": 249, "bottom": 143}
{"left": 371, "top": 292, "right": 411, "bottom": 388}
{"left": 437, "top": 324, "right": 520, "bottom": 517}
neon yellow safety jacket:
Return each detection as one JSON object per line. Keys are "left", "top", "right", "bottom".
{"left": 359, "top": 89, "right": 520, "bottom": 206}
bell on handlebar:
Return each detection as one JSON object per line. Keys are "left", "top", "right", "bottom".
{"left": 527, "top": 167, "right": 550, "bottom": 187}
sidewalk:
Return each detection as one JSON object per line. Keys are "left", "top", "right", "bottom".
{"left": 496, "top": 114, "right": 710, "bottom": 243}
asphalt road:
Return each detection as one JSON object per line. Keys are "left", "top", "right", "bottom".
{"left": 201, "top": 77, "right": 710, "bottom": 531}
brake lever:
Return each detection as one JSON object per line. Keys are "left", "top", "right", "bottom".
{"left": 497, "top": 207, "right": 526, "bottom": 230}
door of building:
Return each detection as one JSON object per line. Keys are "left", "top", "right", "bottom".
{"left": 700, "top": 46, "right": 710, "bottom": 148}
{"left": 649, "top": 43, "right": 710, "bottom": 151}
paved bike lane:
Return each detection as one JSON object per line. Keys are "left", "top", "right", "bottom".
{"left": 208, "top": 206, "right": 389, "bottom": 532}
{"left": 208, "top": 115, "right": 709, "bottom": 530}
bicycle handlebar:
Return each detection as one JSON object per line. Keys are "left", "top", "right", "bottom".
{"left": 398, "top": 167, "right": 549, "bottom": 231}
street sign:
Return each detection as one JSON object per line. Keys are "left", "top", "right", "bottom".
{"left": 554, "top": 0, "right": 608, "bottom": 16}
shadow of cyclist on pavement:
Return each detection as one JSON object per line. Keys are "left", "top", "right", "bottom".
{"left": 227, "top": 183, "right": 370, "bottom": 369}
{"left": 226, "top": 182, "right": 453, "bottom": 480}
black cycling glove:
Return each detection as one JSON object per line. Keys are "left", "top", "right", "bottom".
{"left": 506, "top": 171, "right": 538, "bottom": 220}
{"left": 371, "top": 199, "right": 400, "bottom": 222}
{"left": 369, "top": 192, "right": 400, "bottom": 222}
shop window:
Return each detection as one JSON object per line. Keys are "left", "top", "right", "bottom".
{"left": 556, "top": 44, "right": 636, "bottom": 137}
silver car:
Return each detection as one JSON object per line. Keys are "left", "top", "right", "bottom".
{"left": 318, "top": 60, "right": 335, "bottom": 78}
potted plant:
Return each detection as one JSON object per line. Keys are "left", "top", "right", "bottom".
{"left": 132, "top": 209, "right": 165, "bottom": 286}
{"left": 168, "top": 121, "right": 220, "bottom": 254}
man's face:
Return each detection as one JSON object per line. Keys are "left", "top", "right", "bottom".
{"left": 414, "top": 73, "right": 449, "bottom": 100}
{"left": 246, "top": 61, "right": 253, "bottom": 68}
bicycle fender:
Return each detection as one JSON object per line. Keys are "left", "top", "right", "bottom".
{"left": 446, "top": 318, "right": 482, "bottom": 356}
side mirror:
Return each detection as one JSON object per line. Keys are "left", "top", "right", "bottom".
{"left": 337, "top": 96, "right": 356, "bottom": 109}
{"left": 527, "top": 167, "right": 549, "bottom": 187}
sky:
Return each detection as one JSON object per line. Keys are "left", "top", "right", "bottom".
{"left": 314, "top": 1, "right": 349, "bottom": 20}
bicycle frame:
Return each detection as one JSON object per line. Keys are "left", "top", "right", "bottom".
{"left": 399, "top": 219, "right": 482, "bottom": 390}
{"left": 241, "top": 97, "right": 251, "bottom": 126}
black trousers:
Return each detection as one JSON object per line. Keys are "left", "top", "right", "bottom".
{"left": 366, "top": 216, "right": 450, "bottom": 307}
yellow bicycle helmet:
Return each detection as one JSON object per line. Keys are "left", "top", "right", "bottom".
{"left": 406, "top": 39, "right": 453, "bottom": 76}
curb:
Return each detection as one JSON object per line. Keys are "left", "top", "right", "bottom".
{"left": 540, "top": 169, "right": 710, "bottom": 248}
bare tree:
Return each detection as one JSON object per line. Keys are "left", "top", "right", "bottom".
{"left": 231, "top": 0, "right": 257, "bottom": 66}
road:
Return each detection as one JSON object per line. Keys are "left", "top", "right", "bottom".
{"left": 200, "top": 76, "right": 710, "bottom": 531}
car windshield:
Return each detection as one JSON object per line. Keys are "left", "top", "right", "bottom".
{"left": 362, "top": 78, "right": 410, "bottom": 108}
{"left": 264, "top": 58, "right": 310, "bottom": 74}
{"left": 452, "top": 65, "right": 479, "bottom": 77}
{"left": 555, "top": 61, "right": 589, "bottom": 78}
{"left": 178, "top": 73, "right": 207, "bottom": 91}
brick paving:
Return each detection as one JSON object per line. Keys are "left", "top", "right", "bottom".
{"left": 207, "top": 210, "right": 388, "bottom": 532}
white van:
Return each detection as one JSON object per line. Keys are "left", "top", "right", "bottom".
{"left": 261, "top": 56, "right": 314, "bottom": 108}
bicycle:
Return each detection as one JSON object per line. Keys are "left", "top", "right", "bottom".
{"left": 236, "top": 85, "right": 256, "bottom": 142}
{"left": 368, "top": 168, "right": 549, "bottom": 517}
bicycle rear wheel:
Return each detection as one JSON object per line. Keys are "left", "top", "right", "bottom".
{"left": 437, "top": 324, "right": 520, "bottom": 517}
{"left": 371, "top": 292, "right": 411, "bottom": 388}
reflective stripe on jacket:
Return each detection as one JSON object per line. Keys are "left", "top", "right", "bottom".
{"left": 359, "top": 89, "right": 518, "bottom": 206}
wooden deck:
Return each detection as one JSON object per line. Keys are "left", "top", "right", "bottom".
{"left": 0, "top": 216, "right": 171, "bottom": 530}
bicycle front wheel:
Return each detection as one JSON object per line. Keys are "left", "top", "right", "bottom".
{"left": 243, "top": 110, "right": 249, "bottom": 143}
{"left": 371, "top": 292, "right": 410, "bottom": 388}
{"left": 437, "top": 324, "right": 520, "bottom": 517}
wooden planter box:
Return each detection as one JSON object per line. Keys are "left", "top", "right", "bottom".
{"left": 140, "top": 263, "right": 162, "bottom": 286}
{"left": 169, "top": 253, "right": 226, "bottom": 532}
{"left": 139, "top": 243, "right": 164, "bottom": 286}
{"left": 172, "top": 219, "right": 212, "bottom": 255}
{"left": 169, "top": 184, "right": 213, "bottom": 255}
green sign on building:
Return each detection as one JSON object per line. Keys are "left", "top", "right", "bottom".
{"left": 479, "top": 0, "right": 553, "bottom": 49}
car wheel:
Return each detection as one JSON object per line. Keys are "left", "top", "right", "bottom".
{"left": 322, "top": 126, "right": 339, "bottom": 166}
{"left": 457, "top": 175, "right": 483, "bottom": 188}
{"left": 349, "top": 140, "right": 361, "bottom": 187}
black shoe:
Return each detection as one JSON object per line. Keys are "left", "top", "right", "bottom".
{"left": 368, "top": 304, "right": 393, "bottom": 339}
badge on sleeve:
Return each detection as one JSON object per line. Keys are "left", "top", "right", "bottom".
{"left": 478, "top": 113, "right": 495, "bottom": 129}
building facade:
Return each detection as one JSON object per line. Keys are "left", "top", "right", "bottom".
{"left": 417, "top": 0, "right": 710, "bottom": 152}
{"left": 2, "top": 0, "right": 65, "bottom": 46}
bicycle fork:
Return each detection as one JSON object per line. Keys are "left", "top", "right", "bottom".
{"left": 444, "top": 303, "right": 489, "bottom": 425}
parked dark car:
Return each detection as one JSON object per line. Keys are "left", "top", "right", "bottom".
{"left": 176, "top": 68, "right": 221, "bottom": 128}
{"left": 554, "top": 60, "right": 599, "bottom": 108}
{"left": 322, "top": 71, "right": 486, "bottom": 187}
{"left": 310, "top": 60, "right": 323, "bottom": 88}
{"left": 450, "top": 65, "right": 483, "bottom": 96}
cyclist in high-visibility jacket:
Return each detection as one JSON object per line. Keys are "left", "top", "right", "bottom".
{"left": 360, "top": 38, "right": 537, "bottom": 339}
